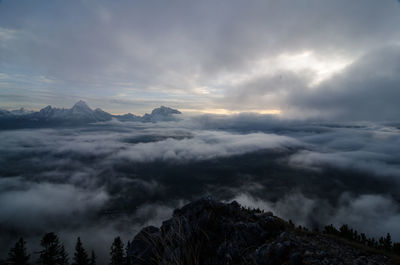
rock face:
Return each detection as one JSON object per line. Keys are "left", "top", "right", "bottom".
{"left": 32, "top": 101, "right": 112, "bottom": 122}
{"left": 0, "top": 101, "right": 181, "bottom": 129}
{"left": 128, "top": 198, "right": 391, "bottom": 265}
{"left": 118, "top": 106, "right": 181, "bottom": 123}
{"left": 142, "top": 106, "right": 181, "bottom": 122}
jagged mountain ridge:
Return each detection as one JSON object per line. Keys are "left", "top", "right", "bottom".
{"left": 0, "top": 101, "right": 181, "bottom": 129}
{"left": 128, "top": 198, "right": 393, "bottom": 265}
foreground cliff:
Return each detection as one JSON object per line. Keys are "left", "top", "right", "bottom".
{"left": 128, "top": 198, "right": 395, "bottom": 265}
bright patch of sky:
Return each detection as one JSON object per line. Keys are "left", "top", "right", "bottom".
{"left": 0, "top": 0, "right": 399, "bottom": 119}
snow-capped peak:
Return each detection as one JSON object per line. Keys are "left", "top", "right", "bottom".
{"left": 71, "top": 100, "right": 92, "bottom": 112}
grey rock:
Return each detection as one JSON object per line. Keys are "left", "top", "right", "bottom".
{"left": 127, "top": 198, "right": 392, "bottom": 265}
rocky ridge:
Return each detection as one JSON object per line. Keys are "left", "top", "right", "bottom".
{"left": 0, "top": 101, "right": 181, "bottom": 129}
{"left": 128, "top": 198, "right": 394, "bottom": 265}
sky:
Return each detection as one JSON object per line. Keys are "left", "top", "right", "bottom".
{"left": 1, "top": 0, "right": 400, "bottom": 119}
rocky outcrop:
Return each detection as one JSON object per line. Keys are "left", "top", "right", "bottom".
{"left": 145, "top": 106, "right": 181, "bottom": 122}
{"left": 128, "top": 198, "right": 392, "bottom": 265}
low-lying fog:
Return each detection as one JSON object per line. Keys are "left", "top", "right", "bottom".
{"left": 1, "top": 115, "right": 400, "bottom": 261}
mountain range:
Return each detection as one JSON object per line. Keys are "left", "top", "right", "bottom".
{"left": 0, "top": 101, "right": 181, "bottom": 129}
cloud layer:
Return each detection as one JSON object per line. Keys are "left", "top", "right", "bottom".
{"left": 1, "top": 0, "right": 400, "bottom": 119}
{"left": 1, "top": 117, "right": 400, "bottom": 263}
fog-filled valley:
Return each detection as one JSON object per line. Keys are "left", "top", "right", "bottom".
{"left": 1, "top": 114, "right": 400, "bottom": 262}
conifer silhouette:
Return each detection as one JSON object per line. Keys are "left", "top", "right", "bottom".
{"left": 8, "top": 238, "right": 30, "bottom": 265}
{"left": 109, "top": 237, "right": 124, "bottom": 265}
{"left": 72, "top": 238, "right": 89, "bottom": 265}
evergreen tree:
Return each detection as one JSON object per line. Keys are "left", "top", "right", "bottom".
{"left": 379, "top": 236, "right": 385, "bottom": 249}
{"left": 393, "top": 243, "right": 400, "bottom": 255}
{"left": 109, "top": 237, "right": 124, "bottom": 265}
{"left": 339, "top": 224, "right": 352, "bottom": 240}
{"left": 8, "top": 238, "right": 30, "bottom": 265}
{"left": 89, "top": 251, "right": 96, "bottom": 265}
{"left": 360, "top": 233, "right": 367, "bottom": 245}
{"left": 371, "top": 238, "right": 378, "bottom": 248}
{"left": 37, "top": 233, "right": 63, "bottom": 265}
{"left": 125, "top": 241, "right": 131, "bottom": 265}
{"left": 323, "top": 224, "right": 339, "bottom": 235}
{"left": 58, "top": 245, "right": 69, "bottom": 265}
{"left": 384, "top": 233, "right": 392, "bottom": 251}
{"left": 72, "top": 238, "right": 89, "bottom": 265}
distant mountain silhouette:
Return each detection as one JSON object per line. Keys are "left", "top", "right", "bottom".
{"left": 0, "top": 101, "right": 181, "bottom": 129}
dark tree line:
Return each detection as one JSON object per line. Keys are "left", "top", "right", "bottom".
{"left": 7, "top": 224, "right": 400, "bottom": 264}
{"left": 323, "top": 224, "right": 400, "bottom": 255}
{"left": 4, "top": 234, "right": 131, "bottom": 265}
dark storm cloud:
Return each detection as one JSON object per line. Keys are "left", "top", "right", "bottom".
{"left": 219, "top": 71, "right": 308, "bottom": 112}
{"left": 289, "top": 46, "right": 400, "bottom": 120}
{"left": 216, "top": 44, "right": 400, "bottom": 120}
{"left": 1, "top": 0, "right": 400, "bottom": 115}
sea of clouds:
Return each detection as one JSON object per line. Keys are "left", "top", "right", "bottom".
{"left": 1, "top": 116, "right": 400, "bottom": 262}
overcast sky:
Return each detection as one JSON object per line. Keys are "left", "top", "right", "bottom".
{"left": 1, "top": 0, "right": 400, "bottom": 119}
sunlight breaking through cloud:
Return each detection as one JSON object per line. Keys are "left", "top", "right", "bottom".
{"left": 276, "top": 51, "right": 354, "bottom": 87}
